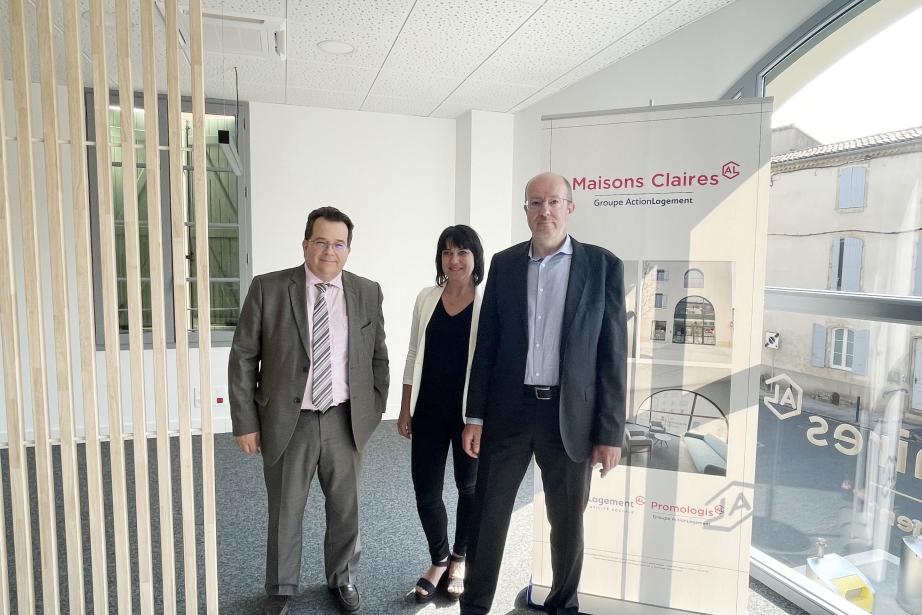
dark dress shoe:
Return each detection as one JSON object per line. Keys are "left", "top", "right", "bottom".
{"left": 329, "top": 583, "right": 360, "bottom": 612}
{"left": 262, "top": 594, "right": 290, "bottom": 615}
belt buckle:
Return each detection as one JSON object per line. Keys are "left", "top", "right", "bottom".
{"left": 534, "top": 386, "right": 552, "bottom": 400}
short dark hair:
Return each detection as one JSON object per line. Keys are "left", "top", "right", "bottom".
{"left": 435, "top": 225, "right": 484, "bottom": 287}
{"left": 304, "top": 206, "right": 354, "bottom": 245}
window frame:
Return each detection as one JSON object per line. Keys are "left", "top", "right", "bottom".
{"left": 684, "top": 268, "right": 704, "bottom": 288}
{"left": 829, "top": 327, "right": 855, "bottom": 370}
{"left": 85, "top": 89, "right": 251, "bottom": 349}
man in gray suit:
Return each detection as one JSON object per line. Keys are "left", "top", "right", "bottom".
{"left": 229, "top": 206, "right": 389, "bottom": 615}
{"left": 460, "top": 172, "right": 627, "bottom": 615}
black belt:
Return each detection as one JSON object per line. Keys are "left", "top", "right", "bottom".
{"left": 523, "top": 385, "right": 558, "bottom": 400}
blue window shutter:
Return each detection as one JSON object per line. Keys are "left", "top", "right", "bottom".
{"left": 915, "top": 237, "right": 922, "bottom": 296}
{"left": 811, "top": 324, "right": 827, "bottom": 367}
{"left": 838, "top": 166, "right": 866, "bottom": 209}
{"left": 830, "top": 238, "right": 842, "bottom": 290}
{"left": 852, "top": 329, "right": 870, "bottom": 375}
{"left": 841, "top": 237, "right": 863, "bottom": 292}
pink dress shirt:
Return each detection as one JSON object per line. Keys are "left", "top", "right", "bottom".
{"left": 302, "top": 265, "right": 350, "bottom": 410}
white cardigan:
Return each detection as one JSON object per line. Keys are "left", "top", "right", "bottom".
{"left": 402, "top": 284, "right": 483, "bottom": 419}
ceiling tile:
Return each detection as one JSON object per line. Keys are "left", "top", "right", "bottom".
{"left": 286, "top": 59, "right": 377, "bottom": 92}
{"left": 286, "top": 20, "right": 394, "bottom": 68}
{"left": 285, "top": 87, "right": 365, "bottom": 110}
{"left": 361, "top": 94, "right": 442, "bottom": 117}
{"left": 441, "top": 78, "right": 538, "bottom": 111}
{"left": 467, "top": 47, "right": 578, "bottom": 86}
{"left": 500, "top": 6, "right": 635, "bottom": 58}
{"left": 398, "top": 0, "right": 538, "bottom": 47}
{"left": 286, "top": 0, "right": 415, "bottom": 32}
{"left": 365, "top": 69, "right": 460, "bottom": 101}
{"left": 382, "top": 36, "right": 496, "bottom": 79}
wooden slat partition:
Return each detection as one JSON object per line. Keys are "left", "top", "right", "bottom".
{"left": 165, "top": 0, "right": 200, "bottom": 608}
{"left": 35, "top": 1, "right": 86, "bottom": 611}
{"left": 8, "top": 0, "right": 61, "bottom": 609}
{"left": 140, "top": 1, "right": 178, "bottom": 612}
{"left": 0, "top": 36, "right": 35, "bottom": 615}
{"left": 114, "top": 2, "right": 155, "bottom": 612}
{"left": 88, "top": 0, "right": 134, "bottom": 611}
{"left": 189, "top": 2, "right": 220, "bottom": 609}
{"left": 62, "top": 0, "right": 110, "bottom": 610}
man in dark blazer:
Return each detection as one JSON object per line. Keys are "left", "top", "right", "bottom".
{"left": 460, "top": 172, "right": 627, "bottom": 615}
{"left": 229, "top": 207, "right": 389, "bottom": 615}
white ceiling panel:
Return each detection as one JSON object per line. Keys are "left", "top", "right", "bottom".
{"left": 397, "top": 0, "right": 539, "bottom": 48}
{"left": 285, "top": 86, "right": 365, "bottom": 110}
{"left": 287, "top": 0, "right": 415, "bottom": 32}
{"left": 467, "top": 46, "right": 579, "bottom": 87}
{"left": 7, "top": 0, "right": 744, "bottom": 118}
{"left": 286, "top": 20, "right": 394, "bottom": 68}
{"left": 441, "top": 78, "right": 538, "bottom": 111}
{"left": 286, "top": 59, "right": 377, "bottom": 92}
{"left": 362, "top": 94, "right": 444, "bottom": 117}
{"left": 364, "top": 69, "right": 460, "bottom": 101}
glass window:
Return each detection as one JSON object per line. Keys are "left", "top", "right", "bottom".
{"left": 655, "top": 293, "right": 666, "bottom": 308}
{"left": 88, "top": 94, "right": 249, "bottom": 345}
{"left": 656, "top": 268, "right": 668, "bottom": 281}
{"left": 830, "top": 327, "right": 855, "bottom": 370}
{"left": 652, "top": 320, "right": 667, "bottom": 341}
{"left": 684, "top": 268, "right": 704, "bottom": 288}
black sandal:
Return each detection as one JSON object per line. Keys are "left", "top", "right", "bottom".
{"left": 413, "top": 559, "right": 448, "bottom": 603}
{"left": 446, "top": 553, "right": 465, "bottom": 600}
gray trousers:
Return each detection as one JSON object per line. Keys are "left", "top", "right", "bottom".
{"left": 264, "top": 403, "right": 362, "bottom": 595}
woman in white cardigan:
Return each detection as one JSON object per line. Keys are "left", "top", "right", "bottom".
{"left": 398, "top": 225, "right": 484, "bottom": 603}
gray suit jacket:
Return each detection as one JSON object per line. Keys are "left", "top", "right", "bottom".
{"left": 228, "top": 265, "right": 389, "bottom": 467}
{"left": 466, "top": 237, "right": 627, "bottom": 462}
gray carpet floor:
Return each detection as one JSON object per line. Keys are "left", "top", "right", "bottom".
{"left": 2, "top": 421, "right": 808, "bottom": 614}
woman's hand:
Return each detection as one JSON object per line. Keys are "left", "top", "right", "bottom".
{"left": 397, "top": 408, "right": 412, "bottom": 439}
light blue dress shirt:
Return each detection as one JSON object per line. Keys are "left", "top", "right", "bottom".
{"left": 525, "top": 236, "right": 572, "bottom": 386}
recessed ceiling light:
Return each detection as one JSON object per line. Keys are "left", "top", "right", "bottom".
{"left": 317, "top": 40, "right": 354, "bottom": 55}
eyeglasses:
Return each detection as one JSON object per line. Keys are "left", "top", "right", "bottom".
{"left": 309, "top": 239, "right": 348, "bottom": 253}
{"left": 525, "top": 196, "right": 570, "bottom": 210}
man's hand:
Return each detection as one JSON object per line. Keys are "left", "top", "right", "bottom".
{"left": 462, "top": 424, "right": 482, "bottom": 459}
{"left": 235, "top": 432, "right": 261, "bottom": 455}
{"left": 591, "top": 444, "right": 621, "bottom": 478}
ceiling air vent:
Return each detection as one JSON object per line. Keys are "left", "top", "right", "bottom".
{"left": 156, "top": 2, "right": 286, "bottom": 62}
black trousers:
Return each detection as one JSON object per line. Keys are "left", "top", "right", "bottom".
{"left": 460, "top": 390, "right": 592, "bottom": 615}
{"left": 411, "top": 406, "right": 479, "bottom": 564}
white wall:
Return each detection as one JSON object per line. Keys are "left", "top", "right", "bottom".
{"left": 511, "top": 0, "right": 829, "bottom": 243}
{"left": 249, "top": 103, "right": 457, "bottom": 418}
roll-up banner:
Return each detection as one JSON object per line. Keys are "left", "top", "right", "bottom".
{"left": 530, "top": 99, "right": 773, "bottom": 615}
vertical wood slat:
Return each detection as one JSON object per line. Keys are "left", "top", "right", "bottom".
{"left": 8, "top": 0, "right": 61, "bottom": 609}
{"left": 165, "top": 0, "right": 199, "bottom": 608}
{"left": 114, "top": 2, "right": 155, "bottom": 612}
{"left": 0, "top": 36, "right": 36, "bottom": 615}
{"left": 35, "top": 1, "right": 85, "bottom": 611}
{"left": 62, "top": 0, "right": 110, "bottom": 611}
{"left": 140, "top": 1, "right": 177, "bottom": 612}
{"left": 189, "top": 1, "right": 219, "bottom": 609}
{"left": 88, "top": 0, "right": 134, "bottom": 611}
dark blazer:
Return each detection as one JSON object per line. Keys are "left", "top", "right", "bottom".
{"left": 228, "top": 265, "right": 389, "bottom": 467}
{"left": 466, "top": 237, "right": 627, "bottom": 462}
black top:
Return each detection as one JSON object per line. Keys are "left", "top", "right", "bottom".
{"left": 416, "top": 298, "right": 474, "bottom": 416}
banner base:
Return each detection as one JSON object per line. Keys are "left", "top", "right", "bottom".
{"left": 528, "top": 581, "right": 706, "bottom": 614}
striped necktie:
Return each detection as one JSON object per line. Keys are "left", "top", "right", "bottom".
{"left": 311, "top": 282, "right": 334, "bottom": 412}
